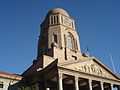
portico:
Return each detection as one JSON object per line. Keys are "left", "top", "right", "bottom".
{"left": 40, "top": 58, "right": 120, "bottom": 90}
{"left": 42, "top": 58, "right": 120, "bottom": 90}
{"left": 44, "top": 70, "right": 120, "bottom": 90}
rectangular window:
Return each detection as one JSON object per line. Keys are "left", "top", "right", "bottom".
{"left": 0, "top": 84, "right": 3, "bottom": 88}
{"left": 54, "top": 16, "right": 56, "bottom": 24}
{"left": 56, "top": 16, "right": 59, "bottom": 23}
{"left": 54, "top": 34, "right": 57, "bottom": 43}
{"left": 51, "top": 16, "right": 53, "bottom": 24}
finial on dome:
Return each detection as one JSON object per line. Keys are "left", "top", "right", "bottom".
{"left": 46, "top": 8, "right": 70, "bottom": 17}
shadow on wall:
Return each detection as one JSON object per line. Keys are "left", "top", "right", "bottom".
{"left": 8, "top": 82, "right": 20, "bottom": 90}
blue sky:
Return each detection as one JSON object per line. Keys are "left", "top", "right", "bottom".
{"left": 0, "top": 0, "right": 120, "bottom": 76}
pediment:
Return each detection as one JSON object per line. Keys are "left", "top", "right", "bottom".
{"left": 58, "top": 58, "right": 120, "bottom": 80}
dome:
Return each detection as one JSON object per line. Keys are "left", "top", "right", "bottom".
{"left": 47, "top": 8, "right": 70, "bottom": 17}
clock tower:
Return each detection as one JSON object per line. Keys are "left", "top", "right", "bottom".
{"left": 22, "top": 8, "right": 120, "bottom": 90}
{"left": 37, "top": 8, "right": 82, "bottom": 66}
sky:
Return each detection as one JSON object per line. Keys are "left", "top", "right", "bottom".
{"left": 0, "top": 0, "right": 120, "bottom": 76}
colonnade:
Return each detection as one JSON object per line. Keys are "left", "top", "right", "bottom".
{"left": 57, "top": 73, "right": 120, "bottom": 90}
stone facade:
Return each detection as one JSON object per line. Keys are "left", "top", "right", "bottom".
{"left": 0, "top": 8, "right": 120, "bottom": 90}
{"left": 22, "top": 8, "right": 120, "bottom": 90}
{"left": 0, "top": 71, "right": 22, "bottom": 90}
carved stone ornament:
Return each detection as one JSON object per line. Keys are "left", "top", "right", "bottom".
{"left": 74, "top": 64, "right": 108, "bottom": 77}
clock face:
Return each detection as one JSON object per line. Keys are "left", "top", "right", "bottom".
{"left": 64, "top": 18, "right": 71, "bottom": 26}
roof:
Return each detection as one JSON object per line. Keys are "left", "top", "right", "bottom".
{"left": 47, "top": 8, "right": 70, "bottom": 17}
{"left": 58, "top": 57, "right": 120, "bottom": 80}
{"left": 0, "top": 71, "right": 23, "bottom": 78}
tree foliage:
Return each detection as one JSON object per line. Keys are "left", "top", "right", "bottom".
{"left": 18, "top": 84, "right": 39, "bottom": 90}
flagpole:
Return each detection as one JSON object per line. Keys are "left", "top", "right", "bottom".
{"left": 86, "top": 46, "right": 89, "bottom": 57}
{"left": 109, "top": 53, "right": 116, "bottom": 73}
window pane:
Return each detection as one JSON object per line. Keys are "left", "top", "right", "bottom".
{"left": 68, "top": 35, "right": 72, "bottom": 49}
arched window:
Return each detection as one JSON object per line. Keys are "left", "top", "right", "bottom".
{"left": 68, "top": 33, "right": 74, "bottom": 49}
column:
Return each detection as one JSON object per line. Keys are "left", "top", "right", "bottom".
{"left": 58, "top": 73, "right": 63, "bottom": 90}
{"left": 88, "top": 79, "right": 92, "bottom": 90}
{"left": 46, "top": 88, "right": 50, "bottom": 90}
{"left": 110, "top": 84, "right": 113, "bottom": 90}
{"left": 100, "top": 82, "right": 104, "bottom": 90}
{"left": 74, "top": 76, "right": 79, "bottom": 90}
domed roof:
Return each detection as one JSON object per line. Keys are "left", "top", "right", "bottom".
{"left": 47, "top": 8, "right": 70, "bottom": 17}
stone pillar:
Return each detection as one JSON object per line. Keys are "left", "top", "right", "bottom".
{"left": 46, "top": 88, "right": 50, "bottom": 90}
{"left": 58, "top": 73, "right": 63, "bottom": 90}
{"left": 88, "top": 79, "right": 92, "bottom": 90}
{"left": 100, "top": 82, "right": 104, "bottom": 90}
{"left": 74, "top": 76, "right": 79, "bottom": 90}
{"left": 110, "top": 84, "right": 113, "bottom": 90}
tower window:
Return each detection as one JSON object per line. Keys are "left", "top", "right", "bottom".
{"left": 54, "top": 34, "right": 57, "bottom": 43}
{"left": 56, "top": 16, "right": 59, "bottom": 23}
{"left": 51, "top": 16, "right": 53, "bottom": 24}
{"left": 54, "top": 16, "right": 56, "bottom": 24}
{"left": 68, "top": 35, "right": 72, "bottom": 49}
{"left": 68, "top": 33, "right": 74, "bottom": 49}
